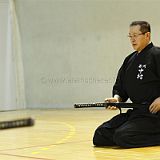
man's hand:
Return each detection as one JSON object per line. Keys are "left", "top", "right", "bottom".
{"left": 149, "top": 97, "right": 160, "bottom": 113}
{"left": 104, "top": 97, "right": 119, "bottom": 110}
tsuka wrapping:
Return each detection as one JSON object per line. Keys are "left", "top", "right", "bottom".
{"left": 74, "top": 102, "right": 149, "bottom": 108}
{"left": 74, "top": 103, "right": 106, "bottom": 108}
{"left": 0, "top": 118, "right": 34, "bottom": 129}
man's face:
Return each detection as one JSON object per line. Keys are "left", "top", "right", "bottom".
{"left": 128, "top": 25, "right": 150, "bottom": 52}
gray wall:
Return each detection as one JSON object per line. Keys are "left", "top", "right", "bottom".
{"left": 0, "top": 0, "right": 18, "bottom": 110}
{"left": 14, "top": 0, "right": 160, "bottom": 108}
{"left": 0, "top": 1, "right": 8, "bottom": 108}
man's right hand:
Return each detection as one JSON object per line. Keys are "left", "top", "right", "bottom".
{"left": 104, "top": 97, "right": 120, "bottom": 110}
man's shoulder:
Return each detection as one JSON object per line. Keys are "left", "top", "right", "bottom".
{"left": 150, "top": 45, "right": 160, "bottom": 56}
{"left": 124, "top": 52, "right": 136, "bottom": 62}
{"left": 126, "top": 51, "right": 136, "bottom": 58}
{"left": 152, "top": 45, "right": 160, "bottom": 51}
{"left": 120, "top": 52, "right": 136, "bottom": 67}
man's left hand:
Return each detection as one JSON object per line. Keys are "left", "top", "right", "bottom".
{"left": 149, "top": 97, "right": 160, "bottom": 113}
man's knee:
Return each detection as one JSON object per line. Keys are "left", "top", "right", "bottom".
{"left": 93, "top": 129, "right": 102, "bottom": 146}
{"left": 93, "top": 127, "right": 115, "bottom": 146}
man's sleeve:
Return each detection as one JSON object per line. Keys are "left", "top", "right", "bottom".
{"left": 112, "top": 59, "right": 129, "bottom": 102}
{"left": 154, "top": 48, "right": 160, "bottom": 78}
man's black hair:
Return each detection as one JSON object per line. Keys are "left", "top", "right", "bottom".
{"left": 130, "top": 21, "right": 151, "bottom": 33}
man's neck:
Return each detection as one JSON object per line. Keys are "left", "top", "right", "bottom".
{"left": 137, "top": 42, "right": 151, "bottom": 53}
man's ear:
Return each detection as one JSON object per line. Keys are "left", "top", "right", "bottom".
{"left": 145, "top": 32, "right": 151, "bottom": 40}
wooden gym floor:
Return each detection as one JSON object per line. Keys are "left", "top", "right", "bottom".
{"left": 0, "top": 108, "right": 160, "bottom": 160}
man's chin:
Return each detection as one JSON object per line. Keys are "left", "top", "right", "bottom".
{"left": 132, "top": 45, "right": 138, "bottom": 51}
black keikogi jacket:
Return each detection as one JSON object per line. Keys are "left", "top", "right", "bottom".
{"left": 113, "top": 42, "right": 160, "bottom": 104}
